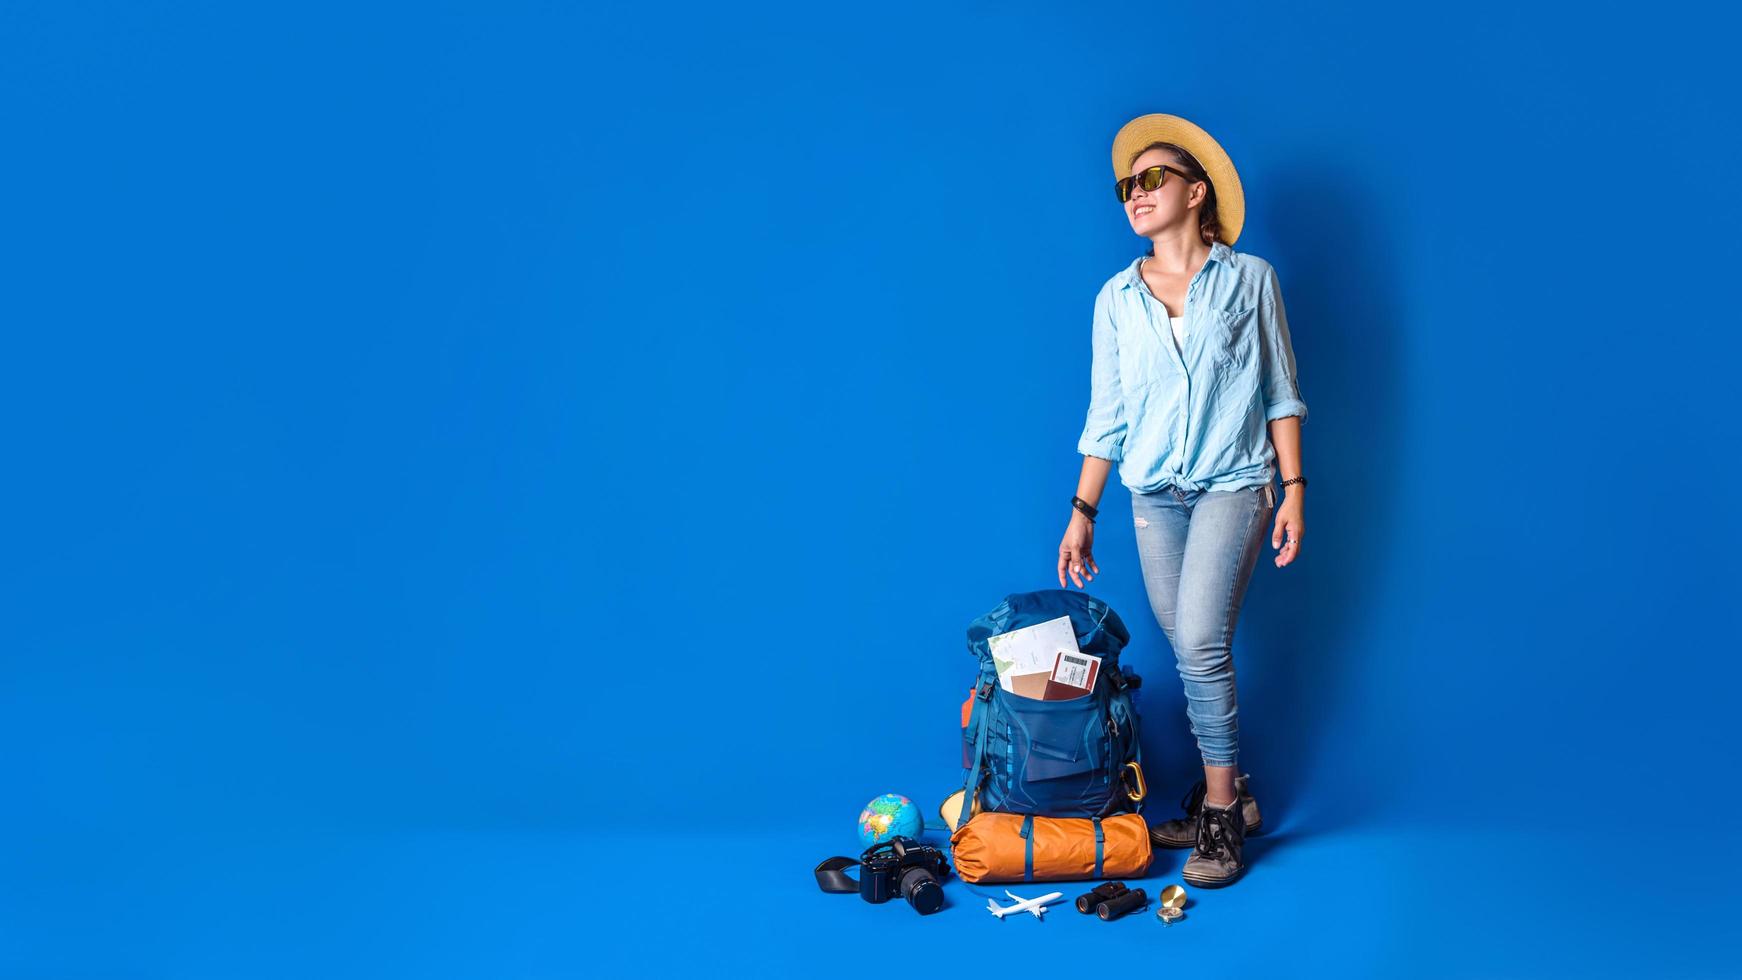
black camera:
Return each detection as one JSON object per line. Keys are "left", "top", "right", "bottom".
{"left": 858, "top": 836, "right": 949, "bottom": 914}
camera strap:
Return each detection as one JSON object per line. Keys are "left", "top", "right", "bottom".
{"left": 813, "top": 856, "right": 862, "bottom": 893}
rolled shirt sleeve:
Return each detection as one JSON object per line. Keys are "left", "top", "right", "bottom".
{"left": 1258, "top": 265, "right": 1309, "bottom": 425}
{"left": 1077, "top": 286, "right": 1128, "bottom": 461}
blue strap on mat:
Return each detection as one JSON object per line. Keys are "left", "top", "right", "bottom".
{"left": 1020, "top": 814, "right": 1036, "bottom": 882}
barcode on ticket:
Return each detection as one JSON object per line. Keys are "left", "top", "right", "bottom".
{"left": 1054, "top": 653, "right": 1094, "bottom": 688}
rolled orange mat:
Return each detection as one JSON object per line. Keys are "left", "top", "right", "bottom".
{"left": 949, "top": 811, "right": 1153, "bottom": 883}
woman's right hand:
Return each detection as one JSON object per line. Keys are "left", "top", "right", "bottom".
{"left": 1057, "top": 513, "right": 1099, "bottom": 588}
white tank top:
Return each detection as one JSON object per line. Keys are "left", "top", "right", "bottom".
{"left": 1168, "top": 315, "right": 1186, "bottom": 354}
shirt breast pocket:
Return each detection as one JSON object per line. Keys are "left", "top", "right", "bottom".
{"left": 1206, "top": 306, "right": 1257, "bottom": 369}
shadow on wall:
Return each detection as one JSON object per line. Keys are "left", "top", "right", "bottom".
{"left": 1133, "top": 160, "right": 1407, "bottom": 838}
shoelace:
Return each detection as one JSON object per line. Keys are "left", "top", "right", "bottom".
{"left": 1195, "top": 805, "right": 1241, "bottom": 860}
{"left": 1179, "top": 778, "right": 1207, "bottom": 815}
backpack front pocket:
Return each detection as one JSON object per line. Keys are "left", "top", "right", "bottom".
{"left": 988, "top": 689, "right": 1114, "bottom": 818}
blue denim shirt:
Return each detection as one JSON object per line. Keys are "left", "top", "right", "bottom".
{"left": 1077, "top": 240, "right": 1308, "bottom": 493}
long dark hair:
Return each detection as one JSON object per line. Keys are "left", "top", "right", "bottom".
{"left": 1132, "top": 141, "right": 1223, "bottom": 248}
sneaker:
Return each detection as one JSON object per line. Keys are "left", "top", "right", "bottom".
{"left": 1180, "top": 799, "right": 1247, "bottom": 887}
{"left": 1147, "top": 774, "right": 1263, "bottom": 849}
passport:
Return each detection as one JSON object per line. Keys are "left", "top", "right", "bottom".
{"left": 1042, "top": 651, "right": 1100, "bottom": 700}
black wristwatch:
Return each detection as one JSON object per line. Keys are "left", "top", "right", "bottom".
{"left": 1071, "top": 496, "right": 1098, "bottom": 523}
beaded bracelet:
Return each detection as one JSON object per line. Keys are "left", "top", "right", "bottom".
{"left": 1280, "top": 477, "right": 1308, "bottom": 489}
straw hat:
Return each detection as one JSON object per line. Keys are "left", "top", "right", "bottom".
{"left": 1110, "top": 113, "right": 1245, "bottom": 245}
{"left": 939, "top": 788, "right": 981, "bottom": 830}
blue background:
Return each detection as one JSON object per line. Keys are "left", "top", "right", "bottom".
{"left": 4, "top": 1, "right": 1739, "bottom": 975}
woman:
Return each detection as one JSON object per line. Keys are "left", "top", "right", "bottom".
{"left": 1056, "top": 113, "right": 1308, "bottom": 888}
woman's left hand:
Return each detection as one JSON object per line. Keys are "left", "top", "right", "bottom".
{"left": 1271, "top": 494, "right": 1304, "bottom": 567}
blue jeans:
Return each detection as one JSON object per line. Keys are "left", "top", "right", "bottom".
{"left": 1130, "top": 482, "right": 1275, "bottom": 768}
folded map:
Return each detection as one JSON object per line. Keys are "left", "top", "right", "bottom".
{"left": 986, "top": 614, "right": 1081, "bottom": 694}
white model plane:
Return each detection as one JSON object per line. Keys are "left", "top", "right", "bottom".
{"left": 986, "top": 889, "right": 1065, "bottom": 920}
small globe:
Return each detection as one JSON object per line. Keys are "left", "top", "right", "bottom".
{"left": 857, "top": 793, "right": 924, "bottom": 847}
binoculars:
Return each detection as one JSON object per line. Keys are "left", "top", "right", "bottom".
{"left": 1074, "top": 881, "right": 1149, "bottom": 920}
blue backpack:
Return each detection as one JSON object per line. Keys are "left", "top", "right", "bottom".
{"left": 952, "top": 589, "right": 1147, "bottom": 832}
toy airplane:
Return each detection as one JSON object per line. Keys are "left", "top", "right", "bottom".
{"left": 986, "top": 889, "right": 1065, "bottom": 920}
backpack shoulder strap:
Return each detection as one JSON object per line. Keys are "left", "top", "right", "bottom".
{"left": 952, "top": 679, "right": 995, "bottom": 832}
{"left": 1110, "top": 684, "right": 1146, "bottom": 813}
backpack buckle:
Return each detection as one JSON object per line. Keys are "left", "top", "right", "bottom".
{"left": 976, "top": 679, "right": 994, "bottom": 701}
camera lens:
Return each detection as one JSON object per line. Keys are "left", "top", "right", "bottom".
{"left": 899, "top": 866, "right": 945, "bottom": 915}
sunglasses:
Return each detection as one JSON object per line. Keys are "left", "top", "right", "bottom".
{"left": 1115, "top": 164, "right": 1199, "bottom": 203}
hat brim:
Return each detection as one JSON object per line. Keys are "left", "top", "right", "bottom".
{"left": 1111, "top": 113, "right": 1245, "bottom": 245}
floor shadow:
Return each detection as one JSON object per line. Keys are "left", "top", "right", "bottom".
{"left": 1240, "top": 828, "right": 1304, "bottom": 864}
{"left": 1237, "top": 162, "right": 1407, "bottom": 835}
{"left": 1133, "top": 158, "right": 1407, "bottom": 839}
